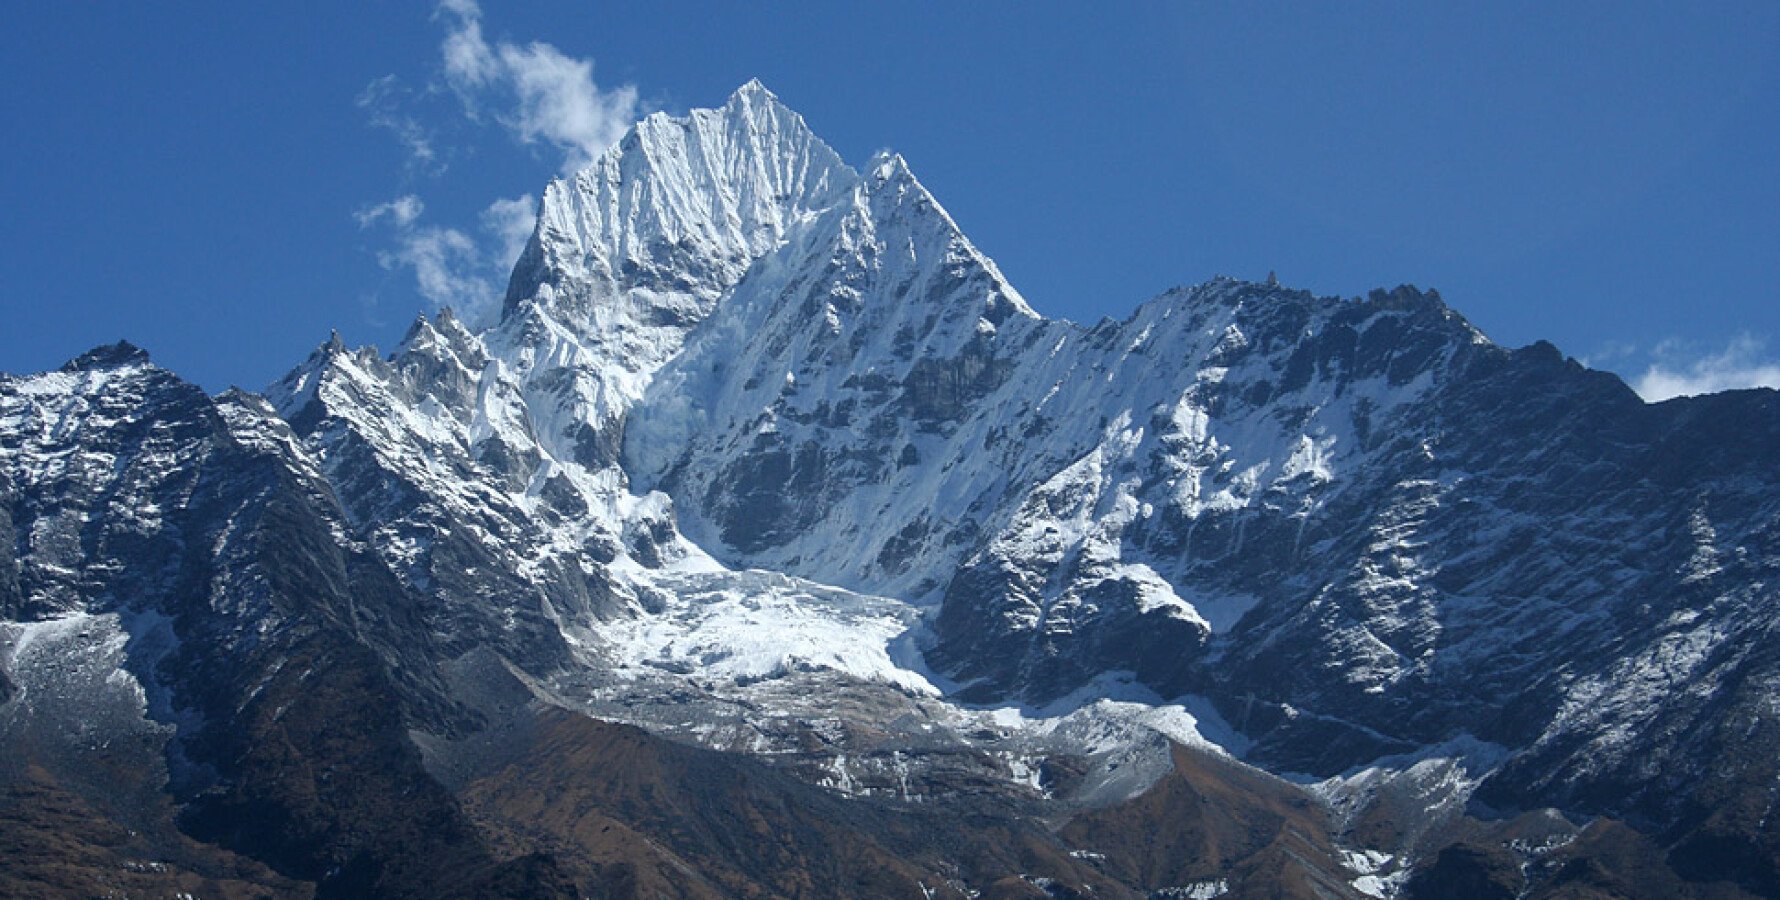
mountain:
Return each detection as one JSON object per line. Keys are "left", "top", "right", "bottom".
{"left": 5, "top": 80, "right": 1780, "bottom": 897}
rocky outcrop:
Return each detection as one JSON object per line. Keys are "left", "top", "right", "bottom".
{"left": 6, "top": 81, "right": 1780, "bottom": 896}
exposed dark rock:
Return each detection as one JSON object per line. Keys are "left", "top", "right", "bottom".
{"left": 7, "top": 83, "right": 1780, "bottom": 898}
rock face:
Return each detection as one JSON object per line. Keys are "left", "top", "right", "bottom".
{"left": 5, "top": 81, "right": 1780, "bottom": 896}
{"left": 0, "top": 346, "right": 561, "bottom": 896}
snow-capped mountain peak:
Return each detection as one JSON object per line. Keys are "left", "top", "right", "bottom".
{"left": 13, "top": 80, "right": 1775, "bottom": 895}
{"left": 505, "top": 79, "right": 854, "bottom": 317}
{"left": 57, "top": 339, "right": 153, "bottom": 373}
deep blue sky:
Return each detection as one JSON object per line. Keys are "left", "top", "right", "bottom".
{"left": 3, "top": 3, "right": 1777, "bottom": 399}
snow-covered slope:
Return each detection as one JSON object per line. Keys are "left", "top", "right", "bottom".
{"left": 9, "top": 79, "right": 1780, "bottom": 895}
{"left": 265, "top": 83, "right": 1780, "bottom": 829}
{"left": 0, "top": 345, "right": 538, "bottom": 894}
{"left": 624, "top": 149, "right": 1044, "bottom": 592}
{"left": 265, "top": 82, "right": 881, "bottom": 683}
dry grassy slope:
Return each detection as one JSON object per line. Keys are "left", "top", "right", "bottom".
{"left": 457, "top": 708, "right": 1438, "bottom": 899}
{"left": 460, "top": 707, "right": 1138, "bottom": 898}
{"left": 0, "top": 764, "right": 305, "bottom": 899}
{"left": 176, "top": 633, "right": 588, "bottom": 900}
{"left": 1059, "top": 742, "right": 1360, "bottom": 899}
{"left": 1403, "top": 815, "right": 1766, "bottom": 900}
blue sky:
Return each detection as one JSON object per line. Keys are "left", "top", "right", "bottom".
{"left": 3, "top": 3, "right": 1777, "bottom": 400}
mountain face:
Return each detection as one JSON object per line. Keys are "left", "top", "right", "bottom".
{"left": 0, "top": 345, "right": 561, "bottom": 896}
{"left": 6, "top": 80, "right": 1780, "bottom": 897}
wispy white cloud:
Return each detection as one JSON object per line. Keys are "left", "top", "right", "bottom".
{"left": 357, "top": 75, "right": 445, "bottom": 176}
{"left": 436, "top": 0, "right": 638, "bottom": 173}
{"left": 381, "top": 225, "right": 485, "bottom": 314}
{"left": 1576, "top": 339, "right": 1639, "bottom": 371}
{"left": 356, "top": 194, "right": 538, "bottom": 325}
{"left": 480, "top": 194, "right": 538, "bottom": 270}
{"left": 438, "top": 0, "right": 498, "bottom": 91}
{"left": 351, "top": 3, "right": 638, "bottom": 325}
{"left": 1632, "top": 334, "right": 1780, "bottom": 402}
{"left": 354, "top": 194, "right": 425, "bottom": 229}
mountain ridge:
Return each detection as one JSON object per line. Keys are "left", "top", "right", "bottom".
{"left": 5, "top": 80, "right": 1780, "bottom": 897}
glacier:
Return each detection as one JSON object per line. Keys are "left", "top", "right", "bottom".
{"left": 6, "top": 79, "right": 1780, "bottom": 896}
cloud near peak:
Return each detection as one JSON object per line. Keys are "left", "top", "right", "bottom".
{"left": 437, "top": 0, "right": 639, "bottom": 173}
{"left": 356, "top": 193, "right": 536, "bottom": 326}
{"left": 1632, "top": 334, "right": 1780, "bottom": 402}
{"left": 351, "top": 4, "right": 635, "bottom": 324}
